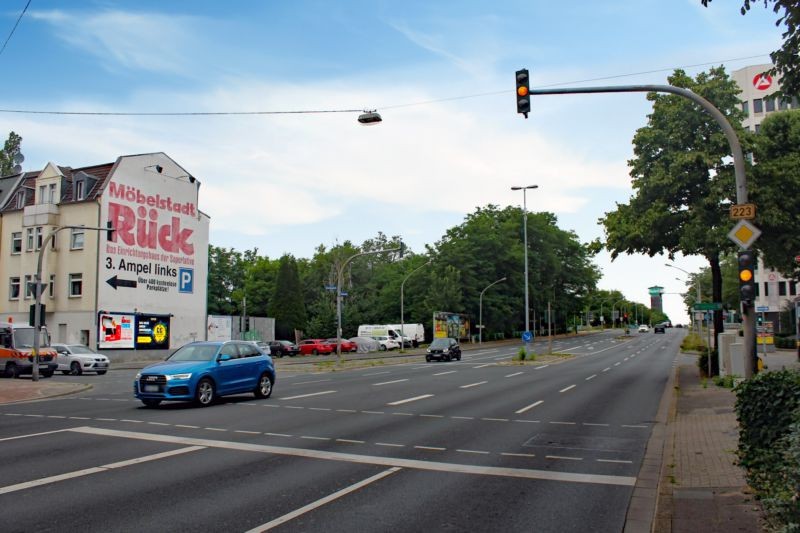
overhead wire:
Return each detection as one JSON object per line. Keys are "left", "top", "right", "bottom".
{"left": 0, "top": 0, "right": 31, "bottom": 58}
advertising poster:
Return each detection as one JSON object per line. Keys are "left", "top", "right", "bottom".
{"left": 98, "top": 313, "right": 135, "bottom": 349}
{"left": 135, "top": 315, "right": 171, "bottom": 349}
{"left": 433, "top": 312, "right": 471, "bottom": 341}
{"left": 206, "top": 315, "right": 232, "bottom": 342}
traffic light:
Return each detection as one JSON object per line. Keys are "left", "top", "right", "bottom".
{"left": 515, "top": 69, "right": 530, "bottom": 118}
{"left": 399, "top": 241, "right": 405, "bottom": 258}
{"left": 757, "top": 314, "right": 763, "bottom": 326}
{"left": 106, "top": 220, "right": 115, "bottom": 241}
{"left": 738, "top": 250, "right": 756, "bottom": 304}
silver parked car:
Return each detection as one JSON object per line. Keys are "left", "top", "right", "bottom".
{"left": 52, "top": 344, "right": 111, "bottom": 375}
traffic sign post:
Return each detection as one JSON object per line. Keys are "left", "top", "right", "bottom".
{"left": 693, "top": 302, "right": 723, "bottom": 311}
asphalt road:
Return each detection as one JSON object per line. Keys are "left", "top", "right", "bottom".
{"left": 0, "top": 328, "right": 686, "bottom": 532}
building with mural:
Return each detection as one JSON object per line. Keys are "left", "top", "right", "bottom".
{"left": 0, "top": 152, "right": 209, "bottom": 361}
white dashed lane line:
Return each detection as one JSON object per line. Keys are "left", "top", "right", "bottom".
{"left": 515, "top": 400, "right": 544, "bottom": 414}
{"left": 433, "top": 371, "right": 457, "bottom": 376}
{"left": 387, "top": 394, "right": 434, "bottom": 406}
{"left": 373, "top": 379, "right": 409, "bottom": 386}
{"left": 559, "top": 385, "right": 576, "bottom": 393}
{"left": 460, "top": 381, "right": 488, "bottom": 389}
{"left": 280, "top": 391, "right": 337, "bottom": 401}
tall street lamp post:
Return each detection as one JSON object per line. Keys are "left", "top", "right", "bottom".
{"left": 32, "top": 224, "right": 113, "bottom": 381}
{"left": 479, "top": 277, "right": 507, "bottom": 344}
{"left": 511, "top": 185, "right": 538, "bottom": 350}
{"left": 400, "top": 259, "right": 431, "bottom": 352}
{"left": 666, "top": 263, "right": 702, "bottom": 334}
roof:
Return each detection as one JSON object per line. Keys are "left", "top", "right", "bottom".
{"left": 0, "top": 163, "right": 113, "bottom": 214}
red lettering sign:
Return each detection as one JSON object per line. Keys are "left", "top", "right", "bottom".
{"left": 108, "top": 202, "right": 195, "bottom": 255}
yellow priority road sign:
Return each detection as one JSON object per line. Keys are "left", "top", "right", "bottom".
{"left": 728, "top": 219, "right": 761, "bottom": 250}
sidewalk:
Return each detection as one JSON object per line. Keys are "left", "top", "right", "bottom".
{"left": 652, "top": 358, "right": 764, "bottom": 532}
{"left": 0, "top": 379, "right": 91, "bottom": 404}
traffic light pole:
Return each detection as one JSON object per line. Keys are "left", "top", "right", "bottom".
{"left": 527, "top": 83, "right": 755, "bottom": 373}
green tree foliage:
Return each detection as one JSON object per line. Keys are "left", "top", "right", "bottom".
{"left": 207, "top": 246, "right": 246, "bottom": 315}
{"left": 601, "top": 67, "right": 751, "bottom": 358}
{"left": 0, "top": 131, "right": 22, "bottom": 176}
{"left": 702, "top": 0, "right": 800, "bottom": 97}
{"left": 268, "top": 255, "right": 307, "bottom": 340}
{"left": 750, "top": 109, "right": 800, "bottom": 280}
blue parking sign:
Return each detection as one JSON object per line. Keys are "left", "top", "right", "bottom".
{"left": 178, "top": 268, "right": 194, "bottom": 293}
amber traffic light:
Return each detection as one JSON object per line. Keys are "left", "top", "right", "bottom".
{"left": 516, "top": 69, "right": 530, "bottom": 118}
{"left": 738, "top": 250, "right": 756, "bottom": 304}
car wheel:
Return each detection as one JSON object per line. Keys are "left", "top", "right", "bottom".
{"left": 254, "top": 373, "right": 274, "bottom": 399}
{"left": 194, "top": 378, "right": 216, "bottom": 407}
{"left": 426, "top": 355, "right": 432, "bottom": 362}
{"left": 4, "top": 363, "right": 19, "bottom": 379}
{"left": 456, "top": 353, "right": 461, "bottom": 361}
{"left": 69, "top": 361, "right": 82, "bottom": 376}
{"left": 312, "top": 349, "right": 318, "bottom": 355}
{"left": 380, "top": 345, "right": 387, "bottom": 351}
{"left": 142, "top": 399, "right": 161, "bottom": 408}
{"left": 274, "top": 350, "right": 283, "bottom": 358}
{"left": 96, "top": 371, "right": 107, "bottom": 375}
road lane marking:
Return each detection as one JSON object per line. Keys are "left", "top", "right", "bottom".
{"left": 373, "top": 379, "right": 409, "bottom": 386}
{"left": 361, "top": 411, "right": 385, "bottom": 415}
{"left": 336, "top": 409, "right": 357, "bottom": 413}
{"left": 582, "top": 423, "right": 610, "bottom": 427}
{"left": 505, "top": 372, "right": 524, "bottom": 378}
{"left": 559, "top": 385, "right": 576, "bottom": 393}
{"left": 415, "top": 445, "right": 446, "bottom": 451}
{"left": 550, "top": 421, "right": 576, "bottom": 425}
{"left": 245, "top": 467, "right": 402, "bottom": 532}
{"left": 0, "top": 446, "right": 204, "bottom": 495}
{"left": 513, "top": 420, "right": 540, "bottom": 423}
{"left": 293, "top": 380, "right": 331, "bottom": 385}
{"left": 621, "top": 424, "right": 649, "bottom": 428}
{"left": 546, "top": 455, "right": 583, "bottom": 461}
{"left": 602, "top": 367, "right": 611, "bottom": 372}
{"left": 451, "top": 416, "right": 473, "bottom": 420}
{"left": 375, "top": 442, "right": 404, "bottom": 447}
{"left": 0, "top": 428, "right": 71, "bottom": 442}
{"left": 392, "top": 412, "right": 414, "bottom": 416}
{"left": 175, "top": 424, "right": 199, "bottom": 429}
{"left": 614, "top": 362, "right": 621, "bottom": 366}
{"left": 362, "top": 371, "right": 391, "bottom": 376}
{"left": 534, "top": 365, "right": 549, "bottom": 370}
{"left": 301, "top": 436, "right": 330, "bottom": 441}
{"left": 482, "top": 418, "right": 509, "bottom": 422}
{"left": 460, "top": 381, "right": 488, "bottom": 389}
{"left": 501, "top": 453, "right": 536, "bottom": 458}
{"left": 308, "top": 408, "right": 331, "bottom": 412}
{"left": 204, "top": 427, "right": 226, "bottom": 432}
{"left": 420, "top": 414, "right": 444, "bottom": 418}
{"left": 388, "top": 394, "right": 433, "bottom": 406}
{"left": 336, "top": 439, "right": 364, "bottom": 444}
{"left": 457, "top": 449, "right": 489, "bottom": 455}
{"left": 235, "top": 430, "right": 261, "bottom": 435}
{"left": 265, "top": 432, "right": 292, "bottom": 438}
{"left": 473, "top": 364, "right": 494, "bottom": 369}
{"left": 585, "top": 374, "right": 597, "bottom": 381}
{"left": 433, "top": 371, "right": 457, "bottom": 376}
{"left": 515, "top": 400, "right": 544, "bottom": 414}
{"left": 281, "top": 391, "right": 337, "bottom": 401}
{"left": 597, "top": 459, "right": 633, "bottom": 464}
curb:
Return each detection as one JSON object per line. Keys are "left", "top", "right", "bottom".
{"left": 0, "top": 382, "right": 93, "bottom": 405}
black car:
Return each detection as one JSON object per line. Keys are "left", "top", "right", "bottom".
{"left": 654, "top": 324, "right": 666, "bottom": 334}
{"left": 426, "top": 338, "right": 461, "bottom": 362}
{"left": 268, "top": 340, "right": 299, "bottom": 357}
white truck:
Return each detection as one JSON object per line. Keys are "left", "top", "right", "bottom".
{"left": 387, "top": 324, "right": 425, "bottom": 348}
{"left": 357, "top": 325, "right": 408, "bottom": 347}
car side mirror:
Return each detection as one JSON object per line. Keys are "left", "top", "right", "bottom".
{"left": 218, "top": 354, "right": 232, "bottom": 362}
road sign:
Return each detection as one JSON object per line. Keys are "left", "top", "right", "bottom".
{"left": 729, "top": 203, "right": 756, "bottom": 220}
{"left": 727, "top": 220, "right": 761, "bottom": 250}
{"left": 693, "top": 302, "right": 723, "bottom": 311}
{"left": 756, "top": 306, "right": 769, "bottom": 312}
{"left": 521, "top": 331, "right": 533, "bottom": 342}
{"left": 324, "top": 284, "right": 336, "bottom": 291}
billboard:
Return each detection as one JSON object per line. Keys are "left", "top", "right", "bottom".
{"left": 135, "top": 315, "right": 171, "bottom": 349}
{"left": 433, "top": 312, "right": 470, "bottom": 341}
{"left": 207, "top": 316, "right": 232, "bottom": 342}
{"left": 98, "top": 313, "right": 136, "bottom": 349}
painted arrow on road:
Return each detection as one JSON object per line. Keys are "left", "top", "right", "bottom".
{"left": 106, "top": 275, "right": 137, "bottom": 290}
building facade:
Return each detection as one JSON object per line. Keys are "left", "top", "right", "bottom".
{"left": 0, "top": 153, "right": 210, "bottom": 361}
{"left": 731, "top": 65, "right": 800, "bottom": 331}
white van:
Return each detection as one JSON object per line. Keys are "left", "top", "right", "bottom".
{"left": 357, "top": 325, "right": 405, "bottom": 346}
{"left": 387, "top": 324, "right": 425, "bottom": 347}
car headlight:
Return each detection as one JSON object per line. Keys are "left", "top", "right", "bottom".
{"left": 443, "top": 349, "right": 450, "bottom": 354}
{"left": 426, "top": 348, "right": 431, "bottom": 353}
{"left": 166, "top": 373, "right": 192, "bottom": 381}
{"left": 135, "top": 372, "right": 141, "bottom": 380}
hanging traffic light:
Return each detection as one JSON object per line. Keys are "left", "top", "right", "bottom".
{"left": 738, "top": 250, "right": 756, "bottom": 304}
{"left": 515, "top": 69, "right": 530, "bottom": 118}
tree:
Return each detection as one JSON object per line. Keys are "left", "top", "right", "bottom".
{"left": 701, "top": 0, "right": 800, "bottom": 97}
{"left": 601, "top": 67, "right": 751, "bottom": 364}
{"left": 207, "top": 245, "right": 245, "bottom": 315}
{"left": 0, "top": 131, "right": 22, "bottom": 176}
{"left": 268, "top": 255, "right": 307, "bottom": 340}
{"left": 750, "top": 109, "right": 800, "bottom": 279}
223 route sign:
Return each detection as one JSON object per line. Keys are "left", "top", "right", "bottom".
{"left": 730, "top": 203, "right": 756, "bottom": 220}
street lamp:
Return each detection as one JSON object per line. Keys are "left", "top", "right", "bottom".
{"left": 510, "top": 185, "right": 538, "bottom": 344}
{"left": 400, "top": 259, "right": 432, "bottom": 352}
{"left": 666, "top": 263, "right": 702, "bottom": 333}
{"left": 32, "top": 224, "right": 113, "bottom": 381}
{"left": 479, "top": 277, "right": 507, "bottom": 344}
{"left": 612, "top": 299, "right": 626, "bottom": 329}
{"left": 336, "top": 246, "right": 400, "bottom": 360}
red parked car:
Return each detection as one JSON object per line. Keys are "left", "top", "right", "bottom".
{"left": 298, "top": 339, "right": 335, "bottom": 356}
{"left": 324, "top": 338, "right": 358, "bottom": 353}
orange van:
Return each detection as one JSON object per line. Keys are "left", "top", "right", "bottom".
{"left": 0, "top": 321, "right": 58, "bottom": 378}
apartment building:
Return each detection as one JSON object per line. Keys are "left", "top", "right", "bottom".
{"left": 732, "top": 65, "right": 800, "bottom": 330}
{"left": 0, "top": 152, "right": 210, "bottom": 361}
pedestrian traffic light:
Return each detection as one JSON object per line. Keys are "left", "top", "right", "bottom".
{"left": 106, "top": 220, "right": 115, "bottom": 241}
{"left": 738, "top": 250, "right": 756, "bottom": 304}
{"left": 757, "top": 314, "right": 763, "bottom": 326}
{"left": 515, "top": 69, "right": 530, "bottom": 118}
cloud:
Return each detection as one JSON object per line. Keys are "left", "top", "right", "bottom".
{"left": 28, "top": 9, "right": 205, "bottom": 75}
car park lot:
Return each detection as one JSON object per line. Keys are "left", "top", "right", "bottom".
{"left": 0, "top": 328, "right": 686, "bottom": 532}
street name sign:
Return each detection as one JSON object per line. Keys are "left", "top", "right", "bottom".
{"left": 693, "top": 302, "right": 723, "bottom": 311}
{"left": 756, "top": 306, "right": 769, "bottom": 312}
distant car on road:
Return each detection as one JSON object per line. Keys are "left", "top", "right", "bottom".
{"left": 298, "top": 339, "right": 335, "bottom": 355}
{"left": 638, "top": 325, "right": 649, "bottom": 333}
{"left": 426, "top": 338, "right": 462, "bottom": 362}
{"left": 134, "top": 340, "right": 275, "bottom": 408}
{"left": 247, "top": 341, "right": 271, "bottom": 356}
{"left": 52, "top": 344, "right": 110, "bottom": 375}
{"left": 324, "top": 338, "right": 358, "bottom": 353}
{"left": 268, "top": 340, "right": 299, "bottom": 357}
{"left": 654, "top": 324, "right": 666, "bottom": 334}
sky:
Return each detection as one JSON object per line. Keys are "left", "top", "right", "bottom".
{"left": 0, "top": 0, "right": 785, "bottom": 325}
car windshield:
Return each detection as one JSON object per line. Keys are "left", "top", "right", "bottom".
{"left": 68, "top": 345, "right": 96, "bottom": 354}
{"left": 167, "top": 344, "right": 219, "bottom": 361}
{"left": 13, "top": 328, "right": 50, "bottom": 348}
{"left": 279, "top": 341, "right": 294, "bottom": 346}
{"left": 430, "top": 339, "right": 450, "bottom": 349}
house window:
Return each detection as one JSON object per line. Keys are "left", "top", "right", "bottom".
{"left": 39, "top": 185, "right": 46, "bottom": 204}
{"left": 15, "top": 190, "right": 24, "bottom": 209}
{"left": 69, "top": 273, "right": 82, "bottom": 297}
{"left": 779, "top": 98, "right": 790, "bottom": 111}
{"left": 9, "top": 277, "right": 20, "bottom": 300}
{"left": 49, "top": 274, "right": 55, "bottom": 299}
{"left": 778, "top": 281, "right": 787, "bottom": 296}
{"left": 70, "top": 228, "right": 85, "bottom": 250}
{"left": 790, "top": 283, "right": 797, "bottom": 296}
{"left": 765, "top": 97, "right": 775, "bottom": 113}
{"left": 26, "top": 228, "right": 34, "bottom": 251}
{"left": 753, "top": 98, "right": 763, "bottom": 113}
{"left": 755, "top": 124, "right": 761, "bottom": 134}
{"left": 24, "top": 274, "right": 33, "bottom": 299}
{"left": 48, "top": 183, "right": 57, "bottom": 203}
{"left": 763, "top": 282, "right": 769, "bottom": 297}
{"left": 75, "top": 180, "right": 85, "bottom": 200}
{"left": 35, "top": 227, "right": 43, "bottom": 250}
{"left": 741, "top": 101, "right": 749, "bottom": 116}
{"left": 11, "top": 232, "right": 21, "bottom": 254}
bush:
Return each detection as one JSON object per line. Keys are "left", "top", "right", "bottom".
{"left": 697, "top": 349, "right": 719, "bottom": 377}
{"left": 774, "top": 336, "right": 796, "bottom": 349}
{"left": 517, "top": 347, "right": 526, "bottom": 361}
{"left": 735, "top": 370, "right": 800, "bottom": 530}
{"left": 681, "top": 332, "right": 706, "bottom": 353}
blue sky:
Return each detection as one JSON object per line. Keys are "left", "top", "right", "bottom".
{"left": 0, "top": 1, "right": 784, "bottom": 323}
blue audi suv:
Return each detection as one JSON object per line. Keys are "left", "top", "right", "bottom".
{"left": 134, "top": 340, "right": 275, "bottom": 408}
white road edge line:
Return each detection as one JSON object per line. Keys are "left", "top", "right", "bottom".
{"left": 245, "top": 467, "right": 402, "bottom": 532}
{"left": 0, "top": 446, "right": 204, "bottom": 495}
{"left": 515, "top": 400, "right": 544, "bottom": 414}
{"left": 0, "top": 428, "right": 71, "bottom": 442}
